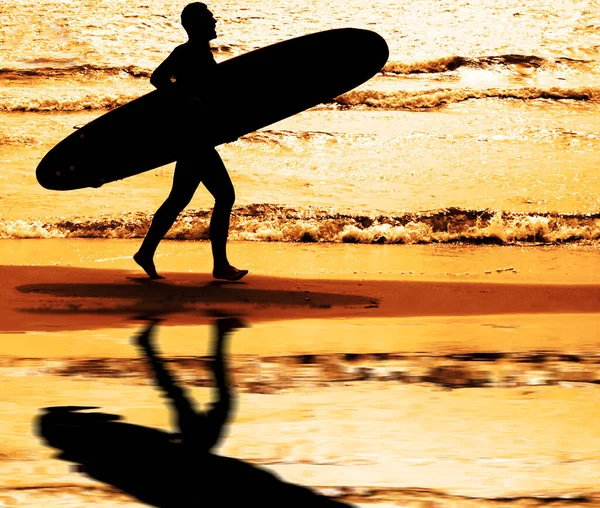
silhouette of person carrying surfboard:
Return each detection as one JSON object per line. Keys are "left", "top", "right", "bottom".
{"left": 134, "top": 2, "right": 248, "bottom": 282}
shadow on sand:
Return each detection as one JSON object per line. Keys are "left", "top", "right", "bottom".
{"left": 35, "top": 319, "right": 353, "bottom": 507}
{"left": 17, "top": 278, "right": 373, "bottom": 309}
{"left": 14, "top": 273, "right": 377, "bottom": 327}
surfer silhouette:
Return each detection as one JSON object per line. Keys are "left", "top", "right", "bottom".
{"left": 37, "top": 318, "right": 354, "bottom": 507}
{"left": 134, "top": 2, "right": 248, "bottom": 282}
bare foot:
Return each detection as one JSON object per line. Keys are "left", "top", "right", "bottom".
{"left": 212, "top": 265, "right": 248, "bottom": 282}
{"left": 133, "top": 252, "right": 164, "bottom": 280}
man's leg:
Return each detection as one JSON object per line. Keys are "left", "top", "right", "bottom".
{"left": 200, "top": 148, "right": 248, "bottom": 281}
{"left": 134, "top": 157, "right": 203, "bottom": 279}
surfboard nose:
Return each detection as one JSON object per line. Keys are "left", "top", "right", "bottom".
{"left": 323, "top": 28, "right": 388, "bottom": 79}
{"left": 35, "top": 157, "right": 59, "bottom": 190}
{"left": 325, "top": 28, "right": 389, "bottom": 87}
{"left": 36, "top": 151, "right": 83, "bottom": 191}
{"left": 356, "top": 28, "right": 390, "bottom": 72}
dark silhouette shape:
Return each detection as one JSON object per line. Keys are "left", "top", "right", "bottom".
{"left": 17, "top": 278, "right": 373, "bottom": 306}
{"left": 36, "top": 29, "right": 388, "bottom": 193}
{"left": 134, "top": 3, "right": 247, "bottom": 282}
{"left": 16, "top": 278, "right": 374, "bottom": 324}
{"left": 36, "top": 319, "right": 354, "bottom": 507}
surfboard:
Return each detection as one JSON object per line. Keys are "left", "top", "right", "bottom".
{"left": 36, "top": 28, "right": 389, "bottom": 191}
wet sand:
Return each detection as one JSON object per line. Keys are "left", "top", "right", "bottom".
{"left": 2, "top": 239, "right": 600, "bottom": 334}
{"left": 1, "top": 239, "right": 599, "bottom": 506}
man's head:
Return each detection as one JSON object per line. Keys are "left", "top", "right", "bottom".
{"left": 181, "top": 2, "right": 217, "bottom": 41}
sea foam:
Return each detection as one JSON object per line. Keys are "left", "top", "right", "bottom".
{"left": 1, "top": 206, "right": 598, "bottom": 245}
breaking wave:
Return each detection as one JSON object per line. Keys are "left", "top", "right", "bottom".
{"left": 1, "top": 206, "right": 598, "bottom": 245}
{"left": 2, "top": 483, "right": 596, "bottom": 507}
{"left": 383, "top": 54, "right": 594, "bottom": 75}
{"left": 0, "top": 54, "right": 592, "bottom": 81}
{"left": 0, "top": 93, "right": 141, "bottom": 112}
{"left": 0, "top": 64, "right": 151, "bottom": 80}
{"left": 333, "top": 86, "right": 600, "bottom": 110}
{"left": 0, "top": 47, "right": 235, "bottom": 82}
{"left": 3, "top": 86, "right": 599, "bottom": 113}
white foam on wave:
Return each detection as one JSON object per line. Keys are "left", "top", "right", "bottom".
{"left": 1, "top": 206, "right": 598, "bottom": 245}
{"left": 0, "top": 93, "right": 140, "bottom": 112}
{"left": 3, "top": 84, "right": 599, "bottom": 113}
{"left": 333, "top": 86, "right": 600, "bottom": 110}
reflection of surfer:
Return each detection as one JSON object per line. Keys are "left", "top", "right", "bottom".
{"left": 134, "top": 2, "right": 248, "bottom": 282}
{"left": 38, "top": 318, "right": 354, "bottom": 506}
{"left": 135, "top": 317, "right": 354, "bottom": 506}
{"left": 135, "top": 317, "right": 239, "bottom": 455}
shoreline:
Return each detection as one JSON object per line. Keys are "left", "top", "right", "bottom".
{"left": 2, "top": 239, "right": 599, "bottom": 284}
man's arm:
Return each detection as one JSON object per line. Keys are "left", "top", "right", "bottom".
{"left": 150, "top": 49, "right": 179, "bottom": 89}
{"left": 151, "top": 47, "right": 205, "bottom": 108}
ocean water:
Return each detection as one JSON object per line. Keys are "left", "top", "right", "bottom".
{"left": 1, "top": 0, "right": 600, "bottom": 244}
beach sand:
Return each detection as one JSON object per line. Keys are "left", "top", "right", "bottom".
{"left": 1, "top": 239, "right": 599, "bottom": 506}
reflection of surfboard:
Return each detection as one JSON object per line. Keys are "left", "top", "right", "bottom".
{"left": 37, "top": 406, "right": 352, "bottom": 507}
{"left": 36, "top": 28, "right": 389, "bottom": 191}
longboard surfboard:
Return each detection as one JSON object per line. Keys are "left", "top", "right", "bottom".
{"left": 36, "top": 28, "right": 389, "bottom": 191}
